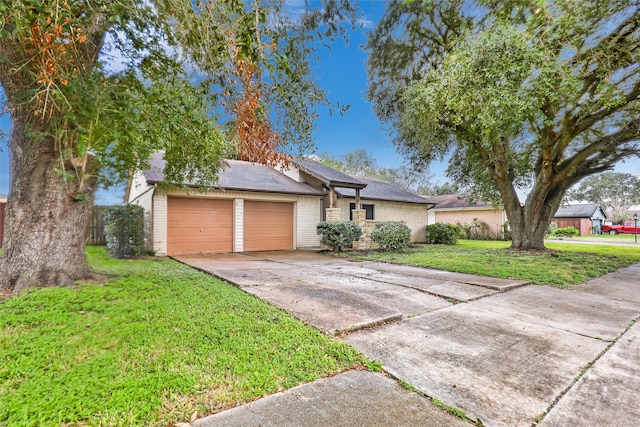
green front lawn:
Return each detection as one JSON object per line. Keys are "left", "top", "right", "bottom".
{"left": 355, "top": 240, "right": 640, "bottom": 287}
{"left": 0, "top": 247, "right": 370, "bottom": 427}
{"left": 548, "top": 233, "right": 638, "bottom": 243}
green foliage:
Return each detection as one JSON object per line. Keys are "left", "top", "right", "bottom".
{"left": 367, "top": 0, "right": 640, "bottom": 249}
{"left": 317, "top": 221, "right": 362, "bottom": 251}
{"left": 315, "top": 148, "right": 385, "bottom": 179}
{"left": 502, "top": 221, "right": 512, "bottom": 241}
{"left": 553, "top": 226, "right": 580, "bottom": 238}
{"left": 457, "top": 218, "right": 493, "bottom": 240}
{"left": 314, "top": 149, "right": 432, "bottom": 191}
{"left": 425, "top": 223, "right": 460, "bottom": 245}
{"left": 0, "top": 0, "right": 360, "bottom": 194}
{"left": 400, "top": 24, "right": 543, "bottom": 196}
{"left": 0, "top": 247, "right": 367, "bottom": 426}
{"left": 103, "top": 205, "right": 144, "bottom": 258}
{"left": 567, "top": 172, "right": 640, "bottom": 223}
{"left": 370, "top": 222, "right": 411, "bottom": 252}
{"left": 546, "top": 221, "right": 558, "bottom": 236}
{"left": 356, "top": 240, "right": 640, "bottom": 287}
{"left": 417, "top": 181, "right": 459, "bottom": 196}
{"left": 432, "top": 398, "right": 467, "bottom": 420}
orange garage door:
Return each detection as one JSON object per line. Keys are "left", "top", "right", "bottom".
{"left": 244, "top": 201, "right": 294, "bottom": 251}
{"left": 167, "top": 197, "right": 233, "bottom": 255}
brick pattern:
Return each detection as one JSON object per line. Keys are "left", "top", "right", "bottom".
{"left": 152, "top": 188, "right": 168, "bottom": 256}
{"left": 335, "top": 199, "right": 429, "bottom": 242}
{"left": 432, "top": 208, "right": 506, "bottom": 238}
{"left": 351, "top": 209, "right": 380, "bottom": 250}
{"left": 296, "top": 197, "right": 322, "bottom": 249}
{"left": 325, "top": 208, "right": 342, "bottom": 222}
{"left": 234, "top": 199, "right": 244, "bottom": 251}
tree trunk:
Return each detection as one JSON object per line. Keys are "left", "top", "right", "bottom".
{"left": 509, "top": 213, "right": 549, "bottom": 250}
{"left": 499, "top": 177, "right": 566, "bottom": 251}
{"left": 0, "top": 116, "right": 98, "bottom": 296}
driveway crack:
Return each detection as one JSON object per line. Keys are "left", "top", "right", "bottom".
{"left": 532, "top": 314, "right": 640, "bottom": 426}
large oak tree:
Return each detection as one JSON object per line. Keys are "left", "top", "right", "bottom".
{"left": 366, "top": 0, "right": 640, "bottom": 249}
{"left": 0, "top": 0, "right": 357, "bottom": 295}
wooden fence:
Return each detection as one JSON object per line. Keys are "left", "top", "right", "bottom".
{"left": 86, "top": 205, "right": 106, "bottom": 246}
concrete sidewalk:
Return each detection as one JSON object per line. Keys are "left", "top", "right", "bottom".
{"left": 180, "top": 253, "right": 640, "bottom": 427}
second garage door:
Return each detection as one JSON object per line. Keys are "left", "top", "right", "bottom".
{"left": 167, "top": 197, "right": 233, "bottom": 255}
{"left": 244, "top": 201, "right": 294, "bottom": 251}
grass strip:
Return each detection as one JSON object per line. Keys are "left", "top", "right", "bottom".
{"left": 0, "top": 247, "right": 369, "bottom": 426}
{"left": 354, "top": 240, "right": 640, "bottom": 287}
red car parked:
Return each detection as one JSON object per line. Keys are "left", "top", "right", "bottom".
{"left": 601, "top": 221, "right": 640, "bottom": 235}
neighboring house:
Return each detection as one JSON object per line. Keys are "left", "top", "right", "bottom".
{"left": 553, "top": 203, "right": 607, "bottom": 235}
{"left": 424, "top": 194, "right": 507, "bottom": 238}
{"left": 126, "top": 154, "right": 433, "bottom": 256}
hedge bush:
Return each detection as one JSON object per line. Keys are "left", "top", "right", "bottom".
{"left": 425, "top": 223, "right": 460, "bottom": 245}
{"left": 553, "top": 226, "right": 579, "bottom": 238}
{"left": 457, "top": 218, "right": 493, "bottom": 240}
{"left": 103, "top": 205, "right": 145, "bottom": 258}
{"left": 370, "top": 222, "right": 411, "bottom": 252}
{"left": 316, "top": 221, "right": 362, "bottom": 251}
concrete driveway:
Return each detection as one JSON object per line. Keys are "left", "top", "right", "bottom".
{"left": 177, "top": 251, "right": 640, "bottom": 427}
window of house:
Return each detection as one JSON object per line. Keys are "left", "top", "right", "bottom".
{"left": 350, "top": 203, "right": 374, "bottom": 220}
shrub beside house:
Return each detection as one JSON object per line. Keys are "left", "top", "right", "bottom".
{"left": 423, "top": 194, "right": 507, "bottom": 239}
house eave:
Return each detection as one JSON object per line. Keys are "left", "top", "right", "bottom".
{"left": 147, "top": 180, "right": 326, "bottom": 197}
{"left": 432, "top": 206, "right": 503, "bottom": 212}
{"left": 336, "top": 194, "right": 432, "bottom": 205}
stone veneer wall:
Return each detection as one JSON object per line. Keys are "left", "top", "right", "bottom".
{"left": 351, "top": 209, "right": 380, "bottom": 250}
{"left": 325, "top": 208, "right": 342, "bottom": 222}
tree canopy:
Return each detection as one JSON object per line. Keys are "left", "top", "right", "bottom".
{"left": 567, "top": 172, "right": 640, "bottom": 223}
{"left": 0, "top": 0, "right": 357, "bottom": 190}
{"left": 366, "top": 0, "right": 640, "bottom": 249}
{"left": 0, "top": 0, "right": 359, "bottom": 294}
{"left": 314, "top": 148, "right": 433, "bottom": 191}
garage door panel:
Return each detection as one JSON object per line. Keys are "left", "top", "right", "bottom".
{"left": 244, "top": 201, "right": 293, "bottom": 251}
{"left": 167, "top": 197, "right": 233, "bottom": 255}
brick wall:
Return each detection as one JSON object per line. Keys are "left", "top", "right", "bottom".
{"left": 152, "top": 188, "right": 168, "bottom": 256}
{"left": 335, "top": 199, "right": 429, "bottom": 242}
{"left": 234, "top": 199, "right": 244, "bottom": 252}
{"left": 351, "top": 209, "right": 380, "bottom": 250}
{"left": 432, "top": 208, "right": 506, "bottom": 238}
{"left": 325, "top": 208, "right": 341, "bottom": 222}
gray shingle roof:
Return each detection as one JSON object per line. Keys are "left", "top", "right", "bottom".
{"left": 426, "top": 194, "right": 495, "bottom": 209}
{"left": 292, "top": 158, "right": 367, "bottom": 189}
{"left": 145, "top": 153, "right": 324, "bottom": 196}
{"left": 336, "top": 177, "right": 431, "bottom": 204}
{"left": 555, "top": 203, "right": 606, "bottom": 218}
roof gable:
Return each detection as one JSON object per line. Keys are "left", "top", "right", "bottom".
{"left": 426, "top": 194, "right": 496, "bottom": 209}
{"left": 292, "top": 158, "right": 366, "bottom": 189}
{"left": 555, "top": 203, "right": 607, "bottom": 218}
{"left": 336, "top": 177, "right": 430, "bottom": 204}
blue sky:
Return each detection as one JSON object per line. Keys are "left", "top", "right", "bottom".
{"left": 1, "top": 1, "right": 637, "bottom": 203}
